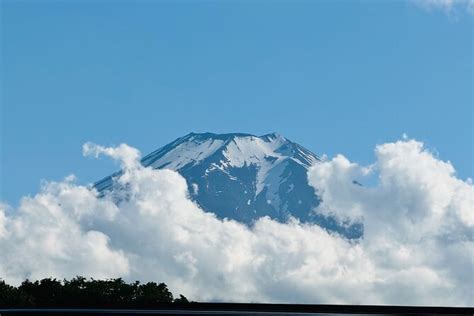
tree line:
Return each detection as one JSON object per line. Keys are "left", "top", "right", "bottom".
{"left": 0, "top": 276, "right": 189, "bottom": 308}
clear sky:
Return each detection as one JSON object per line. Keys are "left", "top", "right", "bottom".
{"left": 1, "top": 0, "right": 472, "bottom": 204}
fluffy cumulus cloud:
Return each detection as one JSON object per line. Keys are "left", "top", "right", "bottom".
{"left": 309, "top": 139, "right": 473, "bottom": 305}
{"left": 0, "top": 138, "right": 472, "bottom": 306}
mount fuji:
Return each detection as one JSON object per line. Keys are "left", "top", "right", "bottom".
{"left": 95, "top": 132, "right": 362, "bottom": 238}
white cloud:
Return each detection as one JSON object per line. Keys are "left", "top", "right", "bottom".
{"left": 308, "top": 138, "right": 474, "bottom": 305}
{"left": 0, "top": 181, "right": 129, "bottom": 285}
{"left": 412, "top": 0, "right": 474, "bottom": 14}
{"left": 0, "top": 139, "right": 472, "bottom": 306}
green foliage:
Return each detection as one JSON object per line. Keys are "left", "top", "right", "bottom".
{"left": 0, "top": 276, "right": 189, "bottom": 308}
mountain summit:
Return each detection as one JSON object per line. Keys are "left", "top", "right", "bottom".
{"left": 95, "top": 132, "right": 362, "bottom": 238}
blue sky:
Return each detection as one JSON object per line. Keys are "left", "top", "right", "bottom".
{"left": 1, "top": 0, "right": 472, "bottom": 204}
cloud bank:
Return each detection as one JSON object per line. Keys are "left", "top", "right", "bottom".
{"left": 0, "top": 138, "right": 472, "bottom": 306}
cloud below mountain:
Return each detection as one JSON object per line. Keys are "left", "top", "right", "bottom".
{"left": 0, "top": 138, "right": 472, "bottom": 305}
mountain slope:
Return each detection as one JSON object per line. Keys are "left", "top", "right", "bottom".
{"left": 95, "top": 132, "right": 362, "bottom": 238}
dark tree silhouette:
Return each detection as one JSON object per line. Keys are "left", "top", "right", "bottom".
{"left": 0, "top": 280, "right": 34, "bottom": 307}
{"left": 0, "top": 277, "right": 189, "bottom": 308}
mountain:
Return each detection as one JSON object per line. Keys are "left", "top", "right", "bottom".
{"left": 95, "top": 132, "right": 362, "bottom": 238}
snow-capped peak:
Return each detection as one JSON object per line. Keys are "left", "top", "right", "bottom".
{"left": 142, "top": 132, "right": 318, "bottom": 171}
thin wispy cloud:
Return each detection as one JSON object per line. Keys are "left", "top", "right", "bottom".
{"left": 0, "top": 138, "right": 472, "bottom": 305}
{"left": 412, "top": 0, "right": 474, "bottom": 14}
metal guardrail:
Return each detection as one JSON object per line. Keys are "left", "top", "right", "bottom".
{"left": 0, "top": 303, "right": 473, "bottom": 315}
